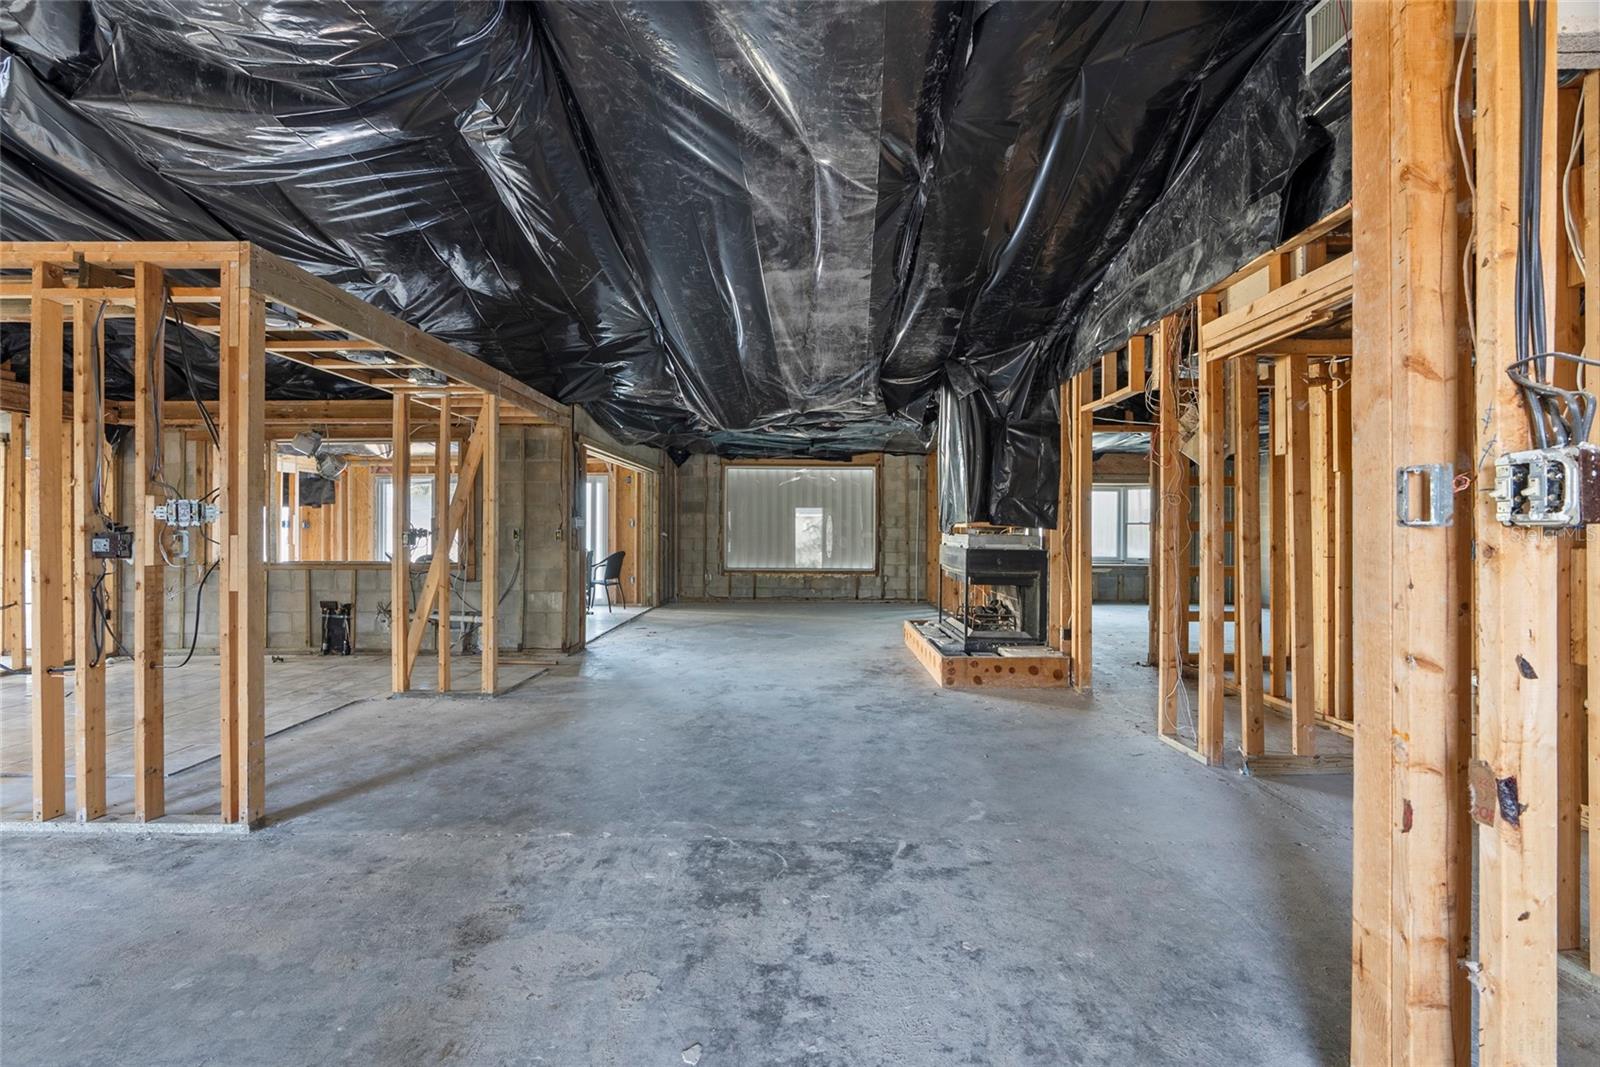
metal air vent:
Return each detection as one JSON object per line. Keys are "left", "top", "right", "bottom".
{"left": 1305, "top": 0, "right": 1352, "bottom": 74}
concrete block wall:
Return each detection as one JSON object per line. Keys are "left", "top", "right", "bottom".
{"left": 671, "top": 453, "right": 928, "bottom": 602}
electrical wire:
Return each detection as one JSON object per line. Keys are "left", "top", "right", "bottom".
{"left": 1453, "top": 3, "right": 1478, "bottom": 349}
{"left": 1562, "top": 88, "right": 1586, "bottom": 280}
{"left": 164, "top": 283, "right": 221, "bottom": 449}
{"left": 161, "top": 559, "right": 219, "bottom": 671}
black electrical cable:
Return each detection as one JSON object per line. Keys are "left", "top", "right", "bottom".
{"left": 164, "top": 284, "right": 221, "bottom": 450}
{"left": 163, "top": 559, "right": 219, "bottom": 671}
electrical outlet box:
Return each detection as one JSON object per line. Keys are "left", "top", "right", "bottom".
{"left": 1492, "top": 443, "right": 1600, "bottom": 527}
{"left": 89, "top": 522, "right": 134, "bottom": 560}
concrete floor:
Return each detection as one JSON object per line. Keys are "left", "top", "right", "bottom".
{"left": 2, "top": 602, "right": 1597, "bottom": 1065}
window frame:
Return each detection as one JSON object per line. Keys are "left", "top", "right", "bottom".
{"left": 1091, "top": 481, "right": 1152, "bottom": 565}
{"left": 718, "top": 458, "right": 883, "bottom": 576}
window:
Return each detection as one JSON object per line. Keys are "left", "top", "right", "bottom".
{"left": 584, "top": 473, "right": 610, "bottom": 563}
{"left": 375, "top": 474, "right": 458, "bottom": 562}
{"left": 1091, "top": 484, "right": 1152, "bottom": 563}
{"left": 724, "top": 465, "right": 876, "bottom": 572}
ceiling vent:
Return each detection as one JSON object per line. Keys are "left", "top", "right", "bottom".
{"left": 1305, "top": 0, "right": 1352, "bottom": 74}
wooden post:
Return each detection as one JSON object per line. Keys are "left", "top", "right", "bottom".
{"left": 72, "top": 300, "right": 107, "bottom": 821}
{"left": 1474, "top": 1, "right": 1559, "bottom": 1060}
{"left": 1196, "top": 296, "right": 1226, "bottom": 765}
{"left": 2, "top": 412, "right": 24, "bottom": 669}
{"left": 390, "top": 393, "right": 411, "bottom": 693}
{"left": 28, "top": 261, "right": 66, "bottom": 820}
{"left": 1584, "top": 68, "right": 1600, "bottom": 978}
{"left": 1155, "top": 319, "right": 1182, "bottom": 739}
{"left": 434, "top": 395, "right": 452, "bottom": 692}
{"left": 1068, "top": 374, "right": 1093, "bottom": 687}
{"left": 1268, "top": 409, "right": 1288, "bottom": 699}
{"left": 1278, "top": 354, "right": 1316, "bottom": 756}
{"left": 1350, "top": 1, "right": 1472, "bottom": 1061}
{"left": 1231, "top": 356, "right": 1264, "bottom": 757}
{"left": 217, "top": 256, "right": 267, "bottom": 825}
{"left": 218, "top": 260, "right": 239, "bottom": 822}
{"left": 133, "top": 262, "right": 167, "bottom": 821}
{"left": 480, "top": 397, "right": 500, "bottom": 694}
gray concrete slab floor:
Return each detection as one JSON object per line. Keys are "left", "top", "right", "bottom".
{"left": 1, "top": 602, "right": 1597, "bottom": 1065}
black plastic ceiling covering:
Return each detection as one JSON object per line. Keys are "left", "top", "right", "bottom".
{"left": 0, "top": 0, "right": 1324, "bottom": 470}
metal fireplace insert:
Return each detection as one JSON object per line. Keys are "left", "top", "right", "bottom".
{"left": 935, "top": 530, "right": 1049, "bottom": 653}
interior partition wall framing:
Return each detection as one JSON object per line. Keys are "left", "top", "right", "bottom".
{"left": 1, "top": 241, "right": 568, "bottom": 826}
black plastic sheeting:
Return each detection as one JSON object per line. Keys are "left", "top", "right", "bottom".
{"left": 1, "top": 1, "right": 1346, "bottom": 524}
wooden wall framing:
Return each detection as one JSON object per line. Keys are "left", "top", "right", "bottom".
{"left": 1, "top": 241, "right": 568, "bottom": 825}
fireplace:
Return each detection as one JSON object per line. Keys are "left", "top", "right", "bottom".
{"left": 935, "top": 531, "right": 1049, "bottom": 653}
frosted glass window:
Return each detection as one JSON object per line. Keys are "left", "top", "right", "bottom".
{"left": 1091, "top": 488, "right": 1121, "bottom": 560}
{"left": 724, "top": 466, "right": 875, "bottom": 572}
{"left": 1093, "top": 484, "right": 1151, "bottom": 563}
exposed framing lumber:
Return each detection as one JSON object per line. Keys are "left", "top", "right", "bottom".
{"left": 1473, "top": 2, "right": 1560, "bottom": 1060}
{"left": 1230, "top": 356, "right": 1264, "bottom": 758}
{"left": 434, "top": 397, "right": 453, "bottom": 692}
{"left": 390, "top": 395, "right": 412, "bottom": 693}
{"left": 1277, "top": 354, "right": 1316, "bottom": 757}
{"left": 72, "top": 300, "right": 107, "bottom": 821}
{"left": 28, "top": 261, "right": 66, "bottom": 821}
{"left": 1349, "top": 1, "right": 1472, "bottom": 1060}
{"left": 1067, "top": 373, "right": 1093, "bottom": 687}
{"left": 2, "top": 411, "right": 24, "bottom": 668}
{"left": 402, "top": 413, "right": 489, "bottom": 687}
{"left": 1201, "top": 254, "right": 1354, "bottom": 363}
{"left": 1155, "top": 319, "right": 1183, "bottom": 741}
{"left": 480, "top": 397, "right": 500, "bottom": 695}
{"left": 132, "top": 262, "right": 166, "bottom": 821}
{"left": 1584, "top": 68, "right": 1599, "bottom": 979}
{"left": 1195, "top": 294, "right": 1227, "bottom": 765}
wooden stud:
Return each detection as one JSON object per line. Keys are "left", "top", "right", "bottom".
{"left": 404, "top": 414, "right": 489, "bottom": 677}
{"left": 1474, "top": 2, "right": 1559, "bottom": 1060}
{"left": 435, "top": 395, "right": 452, "bottom": 692}
{"left": 390, "top": 394, "right": 411, "bottom": 693}
{"left": 1195, "top": 294, "right": 1226, "bottom": 765}
{"left": 234, "top": 277, "right": 268, "bottom": 824}
{"left": 1068, "top": 373, "right": 1094, "bottom": 687}
{"left": 2, "top": 411, "right": 24, "bottom": 668}
{"left": 1231, "top": 356, "right": 1264, "bottom": 757}
{"left": 1584, "top": 69, "right": 1599, "bottom": 978}
{"left": 1277, "top": 355, "right": 1316, "bottom": 757}
{"left": 480, "top": 396, "right": 499, "bottom": 695}
{"left": 1155, "top": 319, "right": 1183, "bottom": 739}
{"left": 28, "top": 261, "right": 66, "bottom": 820}
{"left": 72, "top": 299, "right": 107, "bottom": 821}
{"left": 132, "top": 262, "right": 165, "bottom": 821}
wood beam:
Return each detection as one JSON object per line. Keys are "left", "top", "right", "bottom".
{"left": 28, "top": 261, "right": 66, "bottom": 820}
{"left": 247, "top": 247, "right": 568, "bottom": 426}
{"left": 1231, "top": 356, "right": 1264, "bottom": 757}
{"left": 1350, "top": 1, "right": 1473, "bottom": 1062}
{"left": 1195, "top": 294, "right": 1226, "bottom": 765}
{"left": 1584, "top": 69, "right": 1600, "bottom": 979}
{"left": 2, "top": 412, "right": 23, "bottom": 668}
{"left": 1067, "top": 374, "right": 1093, "bottom": 687}
{"left": 1277, "top": 354, "right": 1316, "bottom": 757}
{"left": 434, "top": 396, "right": 452, "bottom": 693}
{"left": 390, "top": 395, "right": 412, "bottom": 693}
{"left": 404, "top": 414, "right": 489, "bottom": 679}
{"left": 481, "top": 396, "right": 500, "bottom": 695}
{"left": 72, "top": 300, "right": 107, "bottom": 821}
{"left": 1474, "top": 1, "right": 1560, "bottom": 1060}
{"left": 1155, "top": 319, "right": 1183, "bottom": 740}
{"left": 132, "top": 262, "right": 165, "bottom": 821}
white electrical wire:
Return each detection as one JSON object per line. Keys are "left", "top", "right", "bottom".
{"left": 1563, "top": 88, "right": 1586, "bottom": 280}
{"left": 1453, "top": 4, "right": 1478, "bottom": 349}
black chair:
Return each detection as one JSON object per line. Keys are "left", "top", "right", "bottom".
{"left": 590, "top": 551, "right": 626, "bottom": 612}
